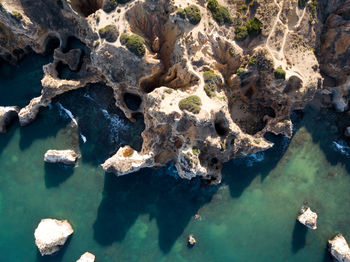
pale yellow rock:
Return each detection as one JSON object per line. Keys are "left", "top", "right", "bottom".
{"left": 329, "top": 234, "right": 350, "bottom": 262}
{"left": 297, "top": 206, "right": 318, "bottom": 230}
{"left": 44, "top": 150, "right": 79, "bottom": 165}
{"left": 76, "top": 252, "right": 95, "bottom": 262}
{"left": 34, "top": 218, "right": 74, "bottom": 256}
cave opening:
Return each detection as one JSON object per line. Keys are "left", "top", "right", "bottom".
{"left": 69, "top": 0, "right": 103, "bottom": 17}
{"left": 43, "top": 36, "right": 61, "bottom": 56}
{"left": 123, "top": 92, "right": 142, "bottom": 111}
{"left": 214, "top": 117, "right": 230, "bottom": 137}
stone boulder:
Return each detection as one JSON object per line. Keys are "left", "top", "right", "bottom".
{"left": 54, "top": 48, "right": 82, "bottom": 71}
{"left": 329, "top": 234, "right": 350, "bottom": 262}
{"left": 297, "top": 206, "right": 317, "bottom": 230}
{"left": 76, "top": 252, "right": 95, "bottom": 262}
{"left": 44, "top": 149, "right": 79, "bottom": 165}
{"left": 188, "top": 234, "right": 196, "bottom": 246}
{"left": 0, "top": 106, "right": 19, "bottom": 133}
{"left": 34, "top": 218, "right": 74, "bottom": 256}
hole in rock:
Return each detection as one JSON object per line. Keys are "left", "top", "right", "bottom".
{"left": 70, "top": 0, "right": 103, "bottom": 17}
{"left": 62, "top": 36, "right": 89, "bottom": 54}
{"left": 43, "top": 36, "right": 60, "bottom": 55}
{"left": 214, "top": 118, "right": 230, "bottom": 137}
{"left": 56, "top": 61, "right": 80, "bottom": 80}
{"left": 123, "top": 92, "right": 142, "bottom": 111}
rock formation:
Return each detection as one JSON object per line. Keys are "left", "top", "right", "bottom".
{"left": 0, "top": 106, "right": 19, "bottom": 133}
{"left": 328, "top": 234, "right": 350, "bottom": 262}
{"left": 76, "top": 252, "right": 96, "bottom": 262}
{"left": 188, "top": 234, "right": 196, "bottom": 246}
{"left": 0, "top": 0, "right": 348, "bottom": 182}
{"left": 297, "top": 206, "right": 317, "bottom": 230}
{"left": 44, "top": 149, "right": 79, "bottom": 165}
{"left": 34, "top": 218, "right": 74, "bottom": 256}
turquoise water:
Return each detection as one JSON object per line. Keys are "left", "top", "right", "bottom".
{"left": 1, "top": 55, "right": 350, "bottom": 261}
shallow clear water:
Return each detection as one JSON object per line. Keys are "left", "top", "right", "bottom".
{"left": 1, "top": 55, "right": 350, "bottom": 262}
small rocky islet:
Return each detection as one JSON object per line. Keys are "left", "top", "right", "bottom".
{"left": 1, "top": 0, "right": 350, "bottom": 261}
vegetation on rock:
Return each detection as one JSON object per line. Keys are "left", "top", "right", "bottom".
{"left": 120, "top": 33, "right": 146, "bottom": 57}
{"left": 11, "top": 11, "right": 23, "bottom": 21}
{"left": 99, "top": 25, "right": 119, "bottom": 42}
{"left": 274, "top": 68, "right": 286, "bottom": 79}
{"left": 179, "top": 95, "right": 202, "bottom": 114}
{"left": 203, "top": 71, "right": 222, "bottom": 98}
{"left": 177, "top": 8, "right": 186, "bottom": 19}
{"left": 207, "top": 0, "right": 232, "bottom": 24}
{"left": 184, "top": 5, "right": 201, "bottom": 25}
{"left": 235, "top": 25, "right": 248, "bottom": 40}
{"left": 192, "top": 147, "right": 199, "bottom": 155}
{"left": 246, "top": 17, "right": 263, "bottom": 35}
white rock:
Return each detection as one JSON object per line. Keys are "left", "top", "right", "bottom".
{"left": 34, "top": 218, "right": 74, "bottom": 256}
{"left": 76, "top": 252, "right": 95, "bottom": 262}
{"left": 329, "top": 234, "right": 350, "bottom": 262}
{"left": 297, "top": 206, "right": 317, "bottom": 230}
{"left": 188, "top": 234, "right": 196, "bottom": 246}
{"left": 44, "top": 149, "right": 79, "bottom": 165}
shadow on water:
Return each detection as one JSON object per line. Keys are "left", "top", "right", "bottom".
{"left": 54, "top": 83, "right": 145, "bottom": 166}
{"left": 93, "top": 169, "right": 216, "bottom": 253}
{"left": 35, "top": 237, "right": 71, "bottom": 262}
{"left": 291, "top": 220, "right": 308, "bottom": 253}
{"left": 301, "top": 104, "right": 350, "bottom": 174}
{"left": 19, "top": 107, "right": 71, "bottom": 151}
{"left": 44, "top": 163, "right": 75, "bottom": 188}
{"left": 222, "top": 133, "right": 291, "bottom": 198}
{"left": 0, "top": 122, "right": 18, "bottom": 157}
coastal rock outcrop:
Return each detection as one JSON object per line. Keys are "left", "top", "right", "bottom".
{"left": 297, "top": 206, "right": 318, "bottom": 230}
{"left": 0, "top": 0, "right": 340, "bottom": 183}
{"left": 34, "top": 218, "right": 74, "bottom": 256}
{"left": 188, "top": 234, "right": 196, "bottom": 246}
{"left": 44, "top": 149, "right": 79, "bottom": 165}
{"left": 0, "top": 106, "right": 19, "bottom": 133}
{"left": 328, "top": 234, "right": 350, "bottom": 262}
{"left": 76, "top": 252, "right": 95, "bottom": 262}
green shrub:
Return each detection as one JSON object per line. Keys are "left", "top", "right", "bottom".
{"left": 184, "top": 5, "right": 201, "bottom": 25}
{"left": 247, "top": 17, "right": 263, "bottom": 35}
{"left": 274, "top": 68, "right": 286, "bottom": 79}
{"left": 203, "top": 70, "right": 222, "bottom": 98}
{"left": 192, "top": 147, "right": 199, "bottom": 155}
{"left": 236, "top": 67, "right": 245, "bottom": 76}
{"left": 99, "top": 25, "right": 119, "bottom": 42}
{"left": 204, "top": 83, "right": 217, "bottom": 98}
{"left": 177, "top": 8, "right": 186, "bottom": 19}
{"left": 308, "top": 0, "right": 318, "bottom": 18}
{"left": 11, "top": 11, "right": 23, "bottom": 21}
{"left": 179, "top": 95, "right": 202, "bottom": 114}
{"left": 120, "top": 33, "right": 146, "bottom": 57}
{"left": 207, "top": 0, "right": 232, "bottom": 24}
{"left": 235, "top": 25, "right": 248, "bottom": 40}
{"left": 248, "top": 57, "right": 257, "bottom": 66}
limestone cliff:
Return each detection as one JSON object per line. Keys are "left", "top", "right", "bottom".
{"left": 0, "top": 0, "right": 344, "bottom": 183}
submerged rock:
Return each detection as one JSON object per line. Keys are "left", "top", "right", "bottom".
{"left": 0, "top": 106, "right": 19, "bottom": 133}
{"left": 76, "top": 252, "right": 95, "bottom": 262}
{"left": 328, "top": 234, "right": 350, "bottom": 262}
{"left": 345, "top": 127, "right": 350, "bottom": 137}
{"left": 188, "top": 234, "right": 196, "bottom": 246}
{"left": 297, "top": 206, "right": 317, "bottom": 230}
{"left": 44, "top": 149, "right": 79, "bottom": 165}
{"left": 34, "top": 218, "right": 74, "bottom": 256}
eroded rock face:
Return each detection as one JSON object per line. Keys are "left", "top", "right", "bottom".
{"left": 34, "top": 218, "right": 74, "bottom": 256}
{"left": 0, "top": 0, "right": 341, "bottom": 183}
{"left": 0, "top": 106, "right": 19, "bottom": 133}
{"left": 297, "top": 206, "right": 318, "bottom": 230}
{"left": 44, "top": 150, "right": 79, "bottom": 165}
{"left": 76, "top": 252, "right": 95, "bottom": 262}
{"left": 328, "top": 234, "right": 350, "bottom": 262}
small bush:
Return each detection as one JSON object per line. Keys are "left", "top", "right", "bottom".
{"left": 177, "top": 8, "right": 186, "bottom": 19}
{"left": 248, "top": 57, "right": 257, "bottom": 66}
{"left": 235, "top": 25, "right": 248, "bottom": 40}
{"left": 274, "top": 68, "right": 286, "bottom": 79}
{"left": 192, "top": 147, "right": 199, "bottom": 155}
{"left": 120, "top": 33, "right": 146, "bottom": 57}
{"left": 103, "top": 0, "right": 118, "bottom": 13}
{"left": 99, "top": 25, "right": 119, "bottom": 42}
{"left": 236, "top": 67, "right": 245, "bottom": 76}
{"left": 247, "top": 17, "right": 263, "bottom": 35}
{"left": 203, "top": 70, "right": 222, "bottom": 98}
{"left": 179, "top": 95, "right": 202, "bottom": 114}
{"left": 207, "top": 0, "right": 232, "bottom": 24}
{"left": 204, "top": 83, "right": 217, "bottom": 98}
{"left": 184, "top": 5, "right": 201, "bottom": 25}
{"left": 11, "top": 11, "right": 23, "bottom": 21}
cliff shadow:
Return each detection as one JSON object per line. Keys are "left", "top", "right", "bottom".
{"left": 0, "top": 121, "right": 18, "bottom": 157}
{"left": 291, "top": 220, "right": 308, "bottom": 253}
{"left": 44, "top": 162, "right": 75, "bottom": 188}
{"left": 93, "top": 169, "right": 216, "bottom": 253}
{"left": 301, "top": 104, "right": 350, "bottom": 174}
{"left": 19, "top": 107, "right": 71, "bottom": 151}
